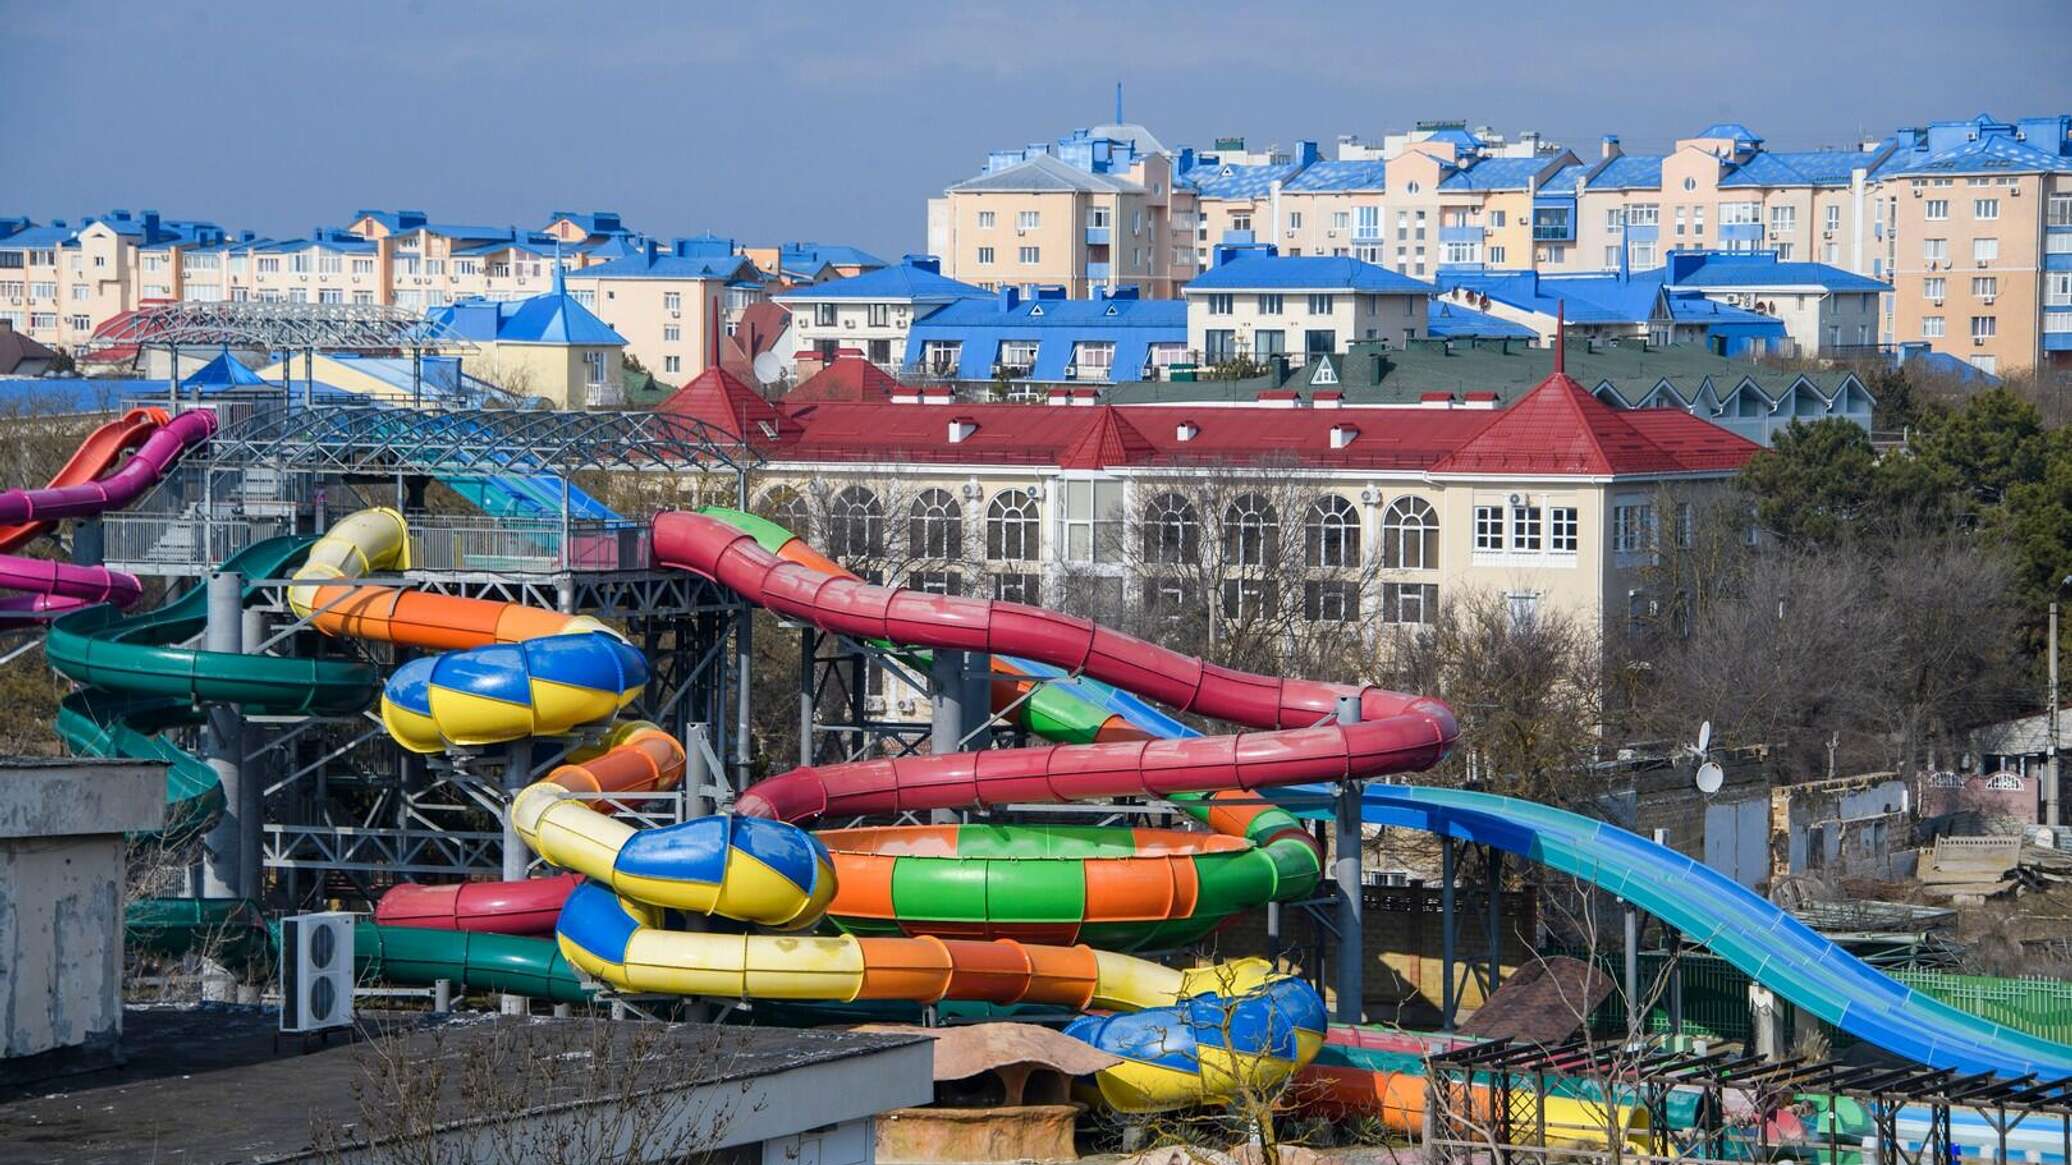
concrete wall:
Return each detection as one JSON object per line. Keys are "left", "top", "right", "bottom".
{"left": 0, "top": 759, "right": 164, "bottom": 1066}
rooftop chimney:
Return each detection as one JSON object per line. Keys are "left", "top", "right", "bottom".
{"left": 1601, "top": 134, "right": 1622, "bottom": 160}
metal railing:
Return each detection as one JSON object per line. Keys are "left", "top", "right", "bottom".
{"left": 101, "top": 512, "right": 652, "bottom": 576}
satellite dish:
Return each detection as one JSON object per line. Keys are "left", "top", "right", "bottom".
{"left": 1695, "top": 720, "right": 1712, "bottom": 756}
{"left": 1695, "top": 761, "right": 1725, "bottom": 796}
{"left": 752, "top": 351, "right": 784, "bottom": 386}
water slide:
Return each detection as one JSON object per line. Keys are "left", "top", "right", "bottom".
{"left": 290, "top": 507, "right": 1361, "bottom": 1111}
{"left": 0, "top": 407, "right": 216, "bottom": 620}
{"left": 0, "top": 406, "right": 169, "bottom": 553}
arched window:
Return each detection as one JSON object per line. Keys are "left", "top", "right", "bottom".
{"left": 1380, "top": 497, "right": 1438, "bottom": 570}
{"left": 1142, "top": 492, "right": 1200, "bottom": 564}
{"left": 759, "top": 486, "right": 812, "bottom": 542}
{"left": 985, "top": 490, "right": 1039, "bottom": 561}
{"left": 826, "top": 485, "right": 883, "bottom": 561}
{"left": 908, "top": 489, "right": 963, "bottom": 560}
{"left": 1223, "top": 493, "right": 1279, "bottom": 567}
{"left": 1304, "top": 495, "right": 1360, "bottom": 568}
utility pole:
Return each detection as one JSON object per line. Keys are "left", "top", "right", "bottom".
{"left": 2049, "top": 594, "right": 2062, "bottom": 829}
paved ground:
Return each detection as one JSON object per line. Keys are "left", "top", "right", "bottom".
{"left": 0, "top": 1004, "right": 926, "bottom": 1163}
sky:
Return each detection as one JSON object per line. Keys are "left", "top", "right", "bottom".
{"left": 4, "top": 0, "right": 2071, "bottom": 260}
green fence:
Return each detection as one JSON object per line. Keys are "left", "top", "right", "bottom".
{"left": 1566, "top": 952, "right": 2072, "bottom": 1048}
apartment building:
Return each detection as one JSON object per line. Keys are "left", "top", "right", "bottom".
{"left": 1876, "top": 115, "right": 2072, "bottom": 375}
{"left": 1181, "top": 247, "right": 1432, "bottom": 360}
{"left": 0, "top": 210, "right": 226, "bottom": 350}
{"left": 562, "top": 236, "right": 769, "bottom": 380}
{"left": 929, "top": 125, "right": 1200, "bottom": 299}
{"left": 774, "top": 256, "right": 988, "bottom": 376}
{"left": 659, "top": 359, "right": 1758, "bottom": 646}
{"left": 426, "top": 274, "right": 626, "bottom": 408}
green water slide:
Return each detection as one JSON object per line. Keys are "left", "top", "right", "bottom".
{"left": 47, "top": 534, "right": 379, "bottom": 842}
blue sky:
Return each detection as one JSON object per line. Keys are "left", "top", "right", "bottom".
{"left": 4, "top": 1, "right": 2069, "bottom": 258}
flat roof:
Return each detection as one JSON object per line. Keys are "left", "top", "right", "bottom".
{"left": 0, "top": 1007, "right": 933, "bottom": 1164}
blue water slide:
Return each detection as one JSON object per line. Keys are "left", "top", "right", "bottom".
{"left": 1267, "top": 782, "right": 2072, "bottom": 1079}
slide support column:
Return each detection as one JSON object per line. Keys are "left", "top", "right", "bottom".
{"left": 201, "top": 570, "right": 248, "bottom": 900}
{"left": 1333, "top": 694, "right": 1364, "bottom": 1025}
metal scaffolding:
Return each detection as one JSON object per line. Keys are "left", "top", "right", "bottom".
{"left": 79, "top": 300, "right": 477, "bottom": 355}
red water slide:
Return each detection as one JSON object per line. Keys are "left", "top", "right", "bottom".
{"left": 0, "top": 407, "right": 170, "bottom": 553}
{"left": 649, "top": 511, "right": 1458, "bottom": 821}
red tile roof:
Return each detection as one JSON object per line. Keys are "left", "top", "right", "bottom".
{"left": 785, "top": 356, "right": 900, "bottom": 404}
{"left": 655, "top": 366, "right": 792, "bottom": 441}
{"left": 674, "top": 370, "right": 1758, "bottom": 478}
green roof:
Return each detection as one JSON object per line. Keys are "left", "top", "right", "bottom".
{"left": 1105, "top": 339, "right": 1857, "bottom": 408}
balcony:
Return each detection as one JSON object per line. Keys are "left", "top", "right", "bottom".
{"left": 1718, "top": 222, "right": 1765, "bottom": 243}
{"left": 1351, "top": 226, "right": 1383, "bottom": 243}
{"left": 1438, "top": 225, "right": 1485, "bottom": 244}
{"left": 1085, "top": 262, "right": 1111, "bottom": 280}
{"left": 1084, "top": 226, "right": 1111, "bottom": 245}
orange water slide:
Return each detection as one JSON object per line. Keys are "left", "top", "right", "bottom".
{"left": 0, "top": 407, "right": 169, "bottom": 553}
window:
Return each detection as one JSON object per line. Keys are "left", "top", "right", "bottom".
{"left": 1626, "top": 204, "right": 1657, "bottom": 227}
{"left": 1072, "top": 340, "right": 1114, "bottom": 374}
{"left": 1063, "top": 479, "right": 1122, "bottom": 562}
{"left": 1674, "top": 206, "right": 1686, "bottom": 236}
{"left": 1511, "top": 504, "right": 1542, "bottom": 551}
{"left": 1507, "top": 592, "right": 1540, "bottom": 629}
{"left": 1630, "top": 242, "right": 1656, "bottom": 267}
{"left": 352, "top": 257, "right": 374, "bottom": 275}
{"left": 1719, "top": 202, "right": 1759, "bottom": 226}
{"left": 454, "top": 259, "right": 477, "bottom": 276}
{"left": 1332, "top": 211, "right": 1350, "bottom": 230}
{"left": 318, "top": 253, "right": 342, "bottom": 274}
{"left": 1924, "top": 276, "right": 1946, "bottom": 300}
{"left": 1231, "top": 213, "right": 1253, "bottom": 233}
{"left": 977, "top": 246, "right": 995, "bottom": 264}
{"left": 2046, "top": 273, "right": 2072, "bottom": 307}
{"left": 907, "top": 570, "right": 962, "bottom": 596}
{"left": 1221, "top": 578, "right": 1279, "bottom": 621}
{"left": 424, "top": 259, "right": 445, "bottom": 276}
{"left": 1612, "top": 502, "right": 1655, "bottom": 554}
{"left": 662, "top": 291, "right": 682, "bottom": 312}
{"left": 909, "top": 489, "right": 963, "bottom": 559}
{"left": 1973, "top": 237, "right": 1998, "bottom": 263}
{"left": 922, "top": 339, "right": 962, "bottom": 374}
{"left": 1922, "top": 316, "right": 1945, "bottom": 338}
{"left": 1925, "top": 199, "right": 1949, "bottom": 221}
{"left": 1380, "top": 498, "right": 1438, "bottom": 569}
{"left": 257, "top": 257, "right": 280, "bottom": 273}
{"left": 69, "top": 284, "right": 87, "bottom": 302}
{"left": 1206, "top": 293, "right": 1234, "bottom": 315}
{"left": 1223, "top": 493, "right": 1279, "bottom": 566}
{"left": 1307, "top": 294, "right": 1334, "bottom": 314}
{"left": 1143, "top": 492, "right": 1200, "bottom": 564}
{"left": 1382, "top": 582, "right": 1437, "bottom": 625}
{"left": 289, "top": 253, "right": 310, "bottom": 274}
{"left": 663, "top": 324, "right": 681, "bottom": 342}
{"left": 67, "top": 313, "right": 89, "bottom": 332}
{"left": 991, "top": 573, "right": 1038, "bottom": 603}
{"left": 1018, "top": 245, "right": 1040, "bottom": 265}
{"left": 998, "top": 339, "right": 1038, "bottom": 370}
{"left": 812, "top": 303, "right": 837, "bottom": 327}
{"left": 867, "top": 304, "right": 889, "bottom": 327}
{"left": 1488, "top": 245, "right": 1506, "bottom": 265}
{"left": 1775, "top": 243, "right": 1794, "bottom": 261}
{"left": 1971, "top": 315, "right": 1996, "bottom": 339}
{"left": 1448, "top": 242, "right": 1481, "bottom": 265}
{"left": 1257, "top": 293, "right": 1283, "bottom": 314}
{"left": 1769, "top": 206, "right": 1796, "bottom": 234}
{"left": 1287, "top": 212, "right": 1302, "bottom": 230}
{"left": 2049, "top": 195, "right": 2072, "bottom": 227}
{"left": 1303, "top": 329, "right": 1336, "bottom": 356}
{"left": 663, "top": 355, "right": 681, "bottom": 373}
{"left": 1305, "top": 496, "right": 1360, "bottom": 567}
{"left": 1603, "top": 245, "right": 1621, "bottom": 269}
{"left": 1605, "top": 207, "right": 1627, "bottom": 230}
{"left": 1550, "top": 506, "right": 1578, "bottom": 552}
{"left": 984, "top": 492, "right": 1039, "bottom": 560}
{"left": 1824, "top": 205, "right": 1841, "bottom": 231}
{"left": 317, "top": 288, "right": 341, "bottom": 304}
{"left": 1204, "top": 329, "right": 1237, "bottom": 362}
{"left": 978, "top": 210, "right": 996, "bottom": 229}
{"left": 1491, "top": 210, "right": 1507, "bottom": 228}
{"left": 1088, "top": 207, "right": 1111, "bottom": 229}
{"left": 1303, "top": 580, "right": 1359, "bottom": 623}
{"left": 1972, "top": 276, "right": 1998, "bottom": 298}
{"left": 1473, "top": 505, "right": 1504, "bottom": 551}
{"left": 1016, "top": 210, "right": 1040, "bottom": 230}
{"left": 1974, "top": 198, "right": 1999, "bottom": 220}
{"left": 826, "top": 486, "right": 884, "bottom": 561}
{"left": 2050, "top": 232, "right": 2072, "bottom": 255}
{"left": 1922, "top": 238, "right": 1948, "bottom": 263}
{"left": 1675, "top": 502, "right": 1694, "bottom": 549}
{"left": 287, "top": 287, "right": 308, "bottom": 304}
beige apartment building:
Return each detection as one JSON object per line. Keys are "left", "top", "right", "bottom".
{"left": 929, "top": 125, "right": 1200, "bottom": 299}
{"left": 562, "top": 238, "right": 769, "bottom": 381}
{"left": 1181, "top": 249, "right": 1432, "bottom": 360}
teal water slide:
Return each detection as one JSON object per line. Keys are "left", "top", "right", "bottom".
{"left": 1274, "top": 783, "right": 2072, "bottom": 1078}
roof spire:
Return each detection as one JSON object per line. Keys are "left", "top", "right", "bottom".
{"left": 1115, "top": 80, "right": 1123, "bottom": 125}
{"left": 1554, "top": 299, "right": 1566, "bottom": 375}
{"left": 552, "top": 241, "right": 566, "bottom": 296}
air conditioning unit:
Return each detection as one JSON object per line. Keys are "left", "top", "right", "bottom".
{"left": 1327, "top": 229, "right": 1339, "bottom": 238}
{"left": 1977, "top": 260, "right": 1988, "bottom": 268}
{"left": 1973, "top": 336, "right": 1986, "bottom": 346}
{"left": 2011, "top": 186, "right": 2021, "bottom": 197}
{"left": 1930, "top": 297, "right": 1943, "bottom": 306}
{"left": 1984, "top": 295, "right": 1996, "bottom": 305}
{"left": 279, "top": 911, "right": 354, "bottom": 1034}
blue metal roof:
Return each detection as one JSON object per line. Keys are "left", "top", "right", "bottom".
{"left": 0, "top": 224, "right": 78, "bottom": 249}
{"left": 774, "top": 260, "right": 986, "bottom": 303}
{"left": 1438, "top": 156, "right": 1552, "bottom": 191}
{"left": 1541, "top": 163, "right": 1590, "bottom": 191}
{"left": 779, "top": 242, "right": 887, "bottom": 274}
{"left": 1718, "top": 149, "right": 1871, "bottom": 189}
{"left": 428, "top": 282, "right": 624, "bottom": 346}
{"left": 180, "top": 348, "right": 271, "bottom": 389}
{"left": 574, "top": 248, "right": 759, "bottom": 281}
{"left": 1887, "top": 132, "right": 2072, "bottom": 175}
{"left": 1422, "top": 128, "right": 1483, "bottom": 150}
{"left": 1666, "top": 253, "right": 1889, "bottom": 293}
{"left": 1281, "top": 161, "right": 1387, "bottom": 192}
{"left": 1187, "top": 254, "right": 1438, "bottom": 294}
{"left": 1437, "top": 270, "right": 1651, "bottom": 325}
{"left": 1426, "top": 300, "right": 1536, "bottom": 340}
{"left": 1588, "top": 154, "right": 1666, "bottom": 189}
{"left": 1693, "top": 122, "right": 1763, "bottom": 143}
{"left": 1181, "top": 160, "right": 1307, "bottom": 199}
{"left": 904, "top": 293, "right": 1185, "bottom": 382}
